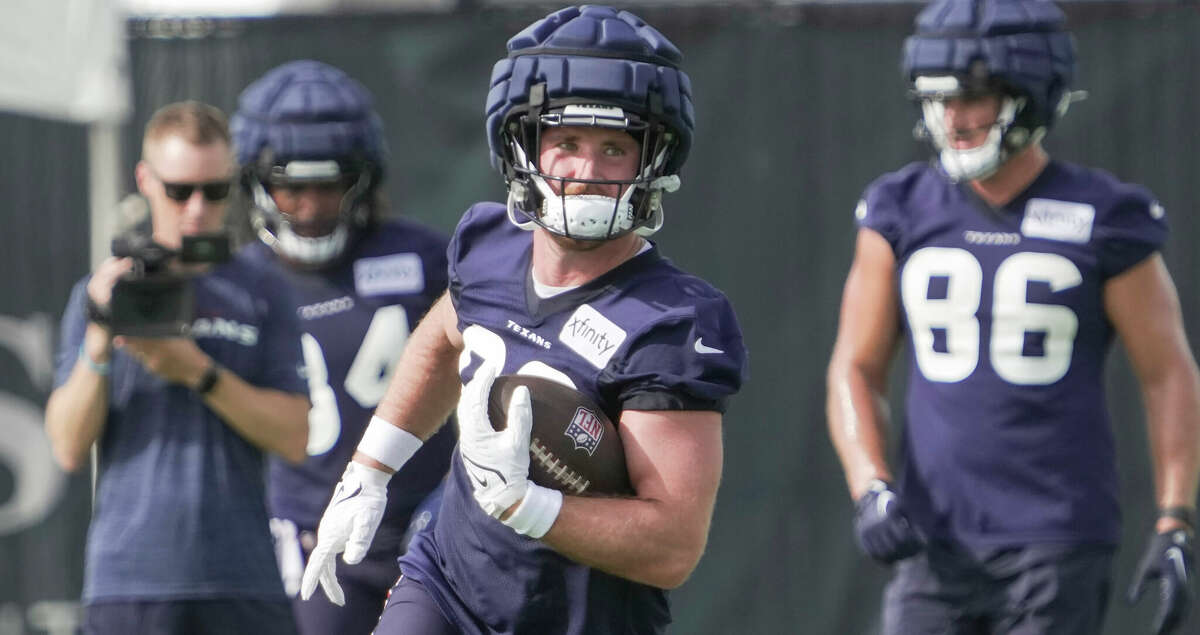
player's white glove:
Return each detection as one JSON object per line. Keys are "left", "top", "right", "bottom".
{"left": 457, "top": 364, "right": 533, "bottom": 518}
{"left": 299, "top": 461, "right": 390, "bottom": 606}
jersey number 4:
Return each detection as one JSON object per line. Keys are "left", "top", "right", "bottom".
{"left": 301, "top": 306, "right": 410, "bottom": 455}
{"left": 902, "top": 248, "right": 1082, "bottom": 386}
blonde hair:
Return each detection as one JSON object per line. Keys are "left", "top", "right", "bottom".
{"left": 142, "top": 100, "right": 231, "bottom": 160}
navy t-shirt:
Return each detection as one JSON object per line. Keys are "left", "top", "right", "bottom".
{"left": 53, "top": 249, "right": 307, "bottom": 603}
{"left": 856, "top": 159, "right": 1167, "bottom": 547}
{"left": 245, "top": 219, "right": 456, "bottom": 551}
{"left": 399, "top": 202, "right": 748, "bottom": 635}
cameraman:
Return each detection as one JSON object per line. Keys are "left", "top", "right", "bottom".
{"left": 44, "top": 101, "right": 310, "bottom": 635}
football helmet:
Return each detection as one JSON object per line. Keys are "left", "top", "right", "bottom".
{"left": 485, "top": 5, "right": 694, "bottom": 240}
{"left": 903, "top": 0, "right": 1076, "bottom": 181}
{"left": 232, "top": 60, "right": 387, "bottom": 267}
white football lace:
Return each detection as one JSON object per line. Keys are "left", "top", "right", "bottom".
{"left": 530, "top": 438, "right": 589, "bottom": 495}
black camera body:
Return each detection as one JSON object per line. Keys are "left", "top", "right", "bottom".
{"left": 109, "top": 232, "right": 232, "bottom": 337}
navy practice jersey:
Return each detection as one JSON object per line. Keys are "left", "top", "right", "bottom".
{"left": 399, "top": 203, "right": 747, "bottom": 635}
{"left": 53, "top": 250, "right": 307, "bottom": 602}
{"left": 857, "top": 160, "right": 1168, "bottom": 548}
{"left": 243, "top": 219, "right": 456, "bottom": 550}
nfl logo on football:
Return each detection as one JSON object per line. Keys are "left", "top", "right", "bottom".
{"left": 565, "top": 407, "right": 604, "bottom": 456}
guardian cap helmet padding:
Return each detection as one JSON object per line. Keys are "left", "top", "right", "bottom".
{"left": 902, "top": 0, "right": 1076, "bottom": 181}
{"left": 485, "top": 5, "right": 694, "bottom": 240}
{"left": 232, "top": 60, "right": 387, "bottom": 267}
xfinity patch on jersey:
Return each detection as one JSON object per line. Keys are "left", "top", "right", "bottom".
{"left": 559, "top": 304, "right": 626, "bottom": 369}
{"left": 565, "top": 406, "right": 604, "bottom": 456}
{"left": 1020, "top": 199, "right": 1095, "bottom": 244}
{"left": 354, "top": 253, "right": 424, "bottom": 296}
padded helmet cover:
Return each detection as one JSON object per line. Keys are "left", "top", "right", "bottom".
{"left": 232, "top": 59, "right": 387, "bottom": 172}
{"left": 484, "top": 5, "right": 695, "bottom": 175}
{"left": 902, "top": 0, "right": 1075, "bottom": 130}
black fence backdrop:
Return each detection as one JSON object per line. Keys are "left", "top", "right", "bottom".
{"left": 2, "top": 4, "right": 1198, "bottom": 634}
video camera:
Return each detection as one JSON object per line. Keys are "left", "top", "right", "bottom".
{"left": 108, "top": 232, "right": 232, "bottom": 337}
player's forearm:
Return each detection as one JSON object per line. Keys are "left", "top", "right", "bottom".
{"left": 203, "top": 370, "right": 310, "bottom": 463}
{"left": 826, "top": 361, "right": 893, "bottom": 499}
{"left": 1142, "top": 356, "right": 1200, "bottom": 511}
{"left": 373, "top": 294, "right": 463, "bottom": 442}
{"left": 540, "top": 493, "right": 715, "bottom": 589}
{"left": 373, "top": 345, "right": 460, "bottom": 442}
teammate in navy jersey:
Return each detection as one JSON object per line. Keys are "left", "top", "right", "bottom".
{"left": 298, "top": 6, "right": 747, "bottom": 634}
{"left": 231, "top": 60, "right": 456, "bottom": 635}
{"left": 44, "top": 102, "right": 310, "bottom": 634}
{"left": 827, "top": 1, "right": 1200, "bottom": 633}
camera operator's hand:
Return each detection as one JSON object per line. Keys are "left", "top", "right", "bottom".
{"left": 86, "top": 257, "right": 134, "bottom": 310}
{"left": 115, "top": 336, "right": 211, "bottom": 387}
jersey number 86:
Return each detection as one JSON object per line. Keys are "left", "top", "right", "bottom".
{"left": 902, "top": 247, "right": 1082, "bottom": 386}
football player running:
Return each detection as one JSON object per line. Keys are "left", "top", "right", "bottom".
{"left": 232, "top": 60, "right": 455, "bottom": 635}
{"left": 299, "top": 6, "right": 748, "bottom": 634}
{"left": 827, "top": 1, "right": 1200, "bottom": 634}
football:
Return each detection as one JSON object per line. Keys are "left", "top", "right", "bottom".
{"left": 488, "top": 374, "right": 632, "bottom": 496}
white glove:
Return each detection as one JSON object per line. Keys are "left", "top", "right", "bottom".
{"left": 457, "top": 364, "right": 533, "bottom": 518}
{"left": 299, "top": 461, "right": 390, "bottom": 605}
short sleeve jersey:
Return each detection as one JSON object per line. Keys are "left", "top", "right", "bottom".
{"left": 244, "top": 219, "right": 456, "bottom": 550}
{"left": 53, "top": 249, "right": 308, "bottom": 602}
{"left": 399, "top": 202, "right": 748, "bottom": 635}
{"left": 856, "top": 160, "right": 1167, "bottom": 547}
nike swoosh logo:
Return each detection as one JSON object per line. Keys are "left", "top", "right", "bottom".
{"left": 462, "top": 455, "right": 507, "bottom": 489}
{"left": 331, "top": 484, "right": 362, "bottom": 507}
{"left": 1167, "top": 546, "right": 1188, "bottom": 582}
{"left": 694, "top": 338, "right": 723, "bottom": 355}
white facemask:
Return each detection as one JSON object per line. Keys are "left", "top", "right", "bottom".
{"left": 504, "top": 137, "right": 678, "bottom": 240}
{"left": 250, "top": 176, "right": 353, "bottom": 267}
{"left": 921, "top": 95, "right": 1023, "bottom": 182}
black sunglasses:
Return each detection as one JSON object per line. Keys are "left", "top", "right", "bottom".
{"left": 161, "top": 179, "right": 233, "bottom": 203}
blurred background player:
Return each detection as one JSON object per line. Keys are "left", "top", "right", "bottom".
{"left": 298, "top": 5, "right": 748, "bottom": 633}
{"left": 231, "top": 60, "right": 456, "bottom": 634}
{"left": 826, "top": 1, "right": 1200, "bottom": 634}
{"left": 44, "top": 101, "right": 309, "bottom": 634}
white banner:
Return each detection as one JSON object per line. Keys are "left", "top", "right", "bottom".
{"left": 0, "top": 0, "right": 129, "bottom": 124}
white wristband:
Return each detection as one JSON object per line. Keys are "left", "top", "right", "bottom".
{"left": 356, "top": 416, "right": 423, "bottom": 472}
{"left": 502, "top": 483, "right": 563, "bottom": 539}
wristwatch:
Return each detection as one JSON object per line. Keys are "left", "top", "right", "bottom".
{"left": 85, "top": 296, "right": 111, "bottom": 326}
{"left": 194, "top": 362, "right": 221, "bottom": 395}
